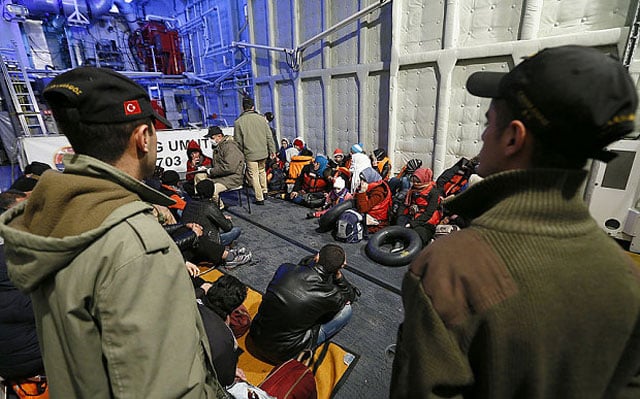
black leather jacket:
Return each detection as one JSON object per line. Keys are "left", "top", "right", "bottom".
{"left": 181, "top": 200, "right": 233, "bottom": 244}
{"left": 248, "top": 256, "right": 359, "bottom": 364}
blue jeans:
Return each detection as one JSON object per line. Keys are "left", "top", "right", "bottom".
{"left": 316, "top": 303, "right": 352, "bottom": 345}
{"left": 219, "top": 227, "right": 242, "bottom": 246}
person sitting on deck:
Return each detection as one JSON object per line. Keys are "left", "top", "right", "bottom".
{"left": 354, "top": 167, "right": 392, "bottom": 233}
{"left": 285, "top": 148, "right": 314, "bottom": 194}
{"left": 247, "top": 244, "right": 359, "bottom": 365}
{"left": 371, "top": 148, "right": 391, "bottom": 180}
{"left": 183, "top": 139, "right": 212, "bottom": 196}
{"left": 306, "top": 176, "right": 352, "bottom": 219}
{"left": 396, "top": 167, "right": 442, "bottom": 246}
{"left": 289, "top": 155, "right": 330, "bottom": 207}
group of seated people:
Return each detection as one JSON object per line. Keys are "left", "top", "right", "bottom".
{"left": 1, "top": 161, "right": 360, "bottom": 396}
{"left": 265, "top": 138, "right": 479, "bottom": 247}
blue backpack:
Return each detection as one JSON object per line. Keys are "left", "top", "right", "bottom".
{"left": 334, "top": 209, "right": 364, "bottom": 243}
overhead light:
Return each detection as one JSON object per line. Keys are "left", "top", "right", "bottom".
{"left": 124, "top": 0, "right": 134, "bottom": 3}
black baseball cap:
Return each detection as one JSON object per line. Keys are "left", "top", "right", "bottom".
{"left": 43, "top": 67, "right": 172, "bottom": 128}
{"left": 467, "top": 45, "right": 638, "bottom": 162}
{"left": 204, "top": 125, "right": 224, "bottom": 138}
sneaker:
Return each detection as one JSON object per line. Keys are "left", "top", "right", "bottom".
{"left": 390, "top": 241, "right": 404, "bottom": 253}
{"left": 228, "top": 246, "right": 248, "bottom": 256}
{"left": 306, "top": 212, "right": 316, "bottom": 219}
{"left": 225, "top": 252, "right": 252, "bottom": 269}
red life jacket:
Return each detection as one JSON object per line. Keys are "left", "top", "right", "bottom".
{"left": 443, "top": 172, "right": 468, "bottom": 197}
{"left": 366, "top": 180, "right": 392, "bottom": 222}
{"left": 405, "top": 181, "right": 441, "bottom": 225}
{"left": 302, "top": 171, "right": 328, "bottom": 193}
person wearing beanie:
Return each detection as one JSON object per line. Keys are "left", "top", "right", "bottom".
{"left": 285, "top": 136, "right": 305, "bottom": 165}
{"left": 371, "top": 148, "right": 391, "bottom": 180}
{"left": 350, "top": 143, "right": 364, "bottom": 154}
{"left": 247, "top": 244, "right": 359, "bottom": 365}
{"left": 306, "top": 175, "right": 353, "bottom": 219}
{"left": 0, "top": 67, "right": 225, "bottom": 397}
{"left": 332, "top": 148, "right": 348, "bottom": 167}
{"left": 391, "top": 45, "right": 640, "bottom": 399}
{"left": 389, "top": 158, "right": 423, "bottom": 195}
{"left": 234, "top": 97, "right": 276, "bottom": 205}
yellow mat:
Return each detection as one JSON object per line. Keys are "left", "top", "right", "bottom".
{"left": 199, "top": 268, "right": 359, "bottom": 398}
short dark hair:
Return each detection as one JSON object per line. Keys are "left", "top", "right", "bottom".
{"left": 0, "top": 190, "right": 27, "bottom": 213}
{"left": 242, "top": 97, "right": 254, "bottom": 111}
{"left": 205, "top": 275, "right": 248, "bottom": 319}
{"left": 195, "top": 180, "right": 215, "bottom": 198}
{"left": 318, "top": 244, "right": 346, "bottom": 273}
{"left": 265, "top": 112, "right": 274, "bottom": 122}
{"left": 493, "top": 98, "right": 587, "bottom": 169}
{"left": 50, "top": 103, "right": 152, "bottom": 164}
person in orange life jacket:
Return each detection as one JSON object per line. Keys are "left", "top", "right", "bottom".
{"left": 285, "top": 147, "right": 314, "bottom": 193}
{"left": 354, "top": 167, "right": 392, "bottom": 233}
{"left": 306, "top": 176, "right": 353, "bottom": 219}
{"left": 371, "top": 148, "right": 391, "bottom": 180}
{"left": 290, "top": 155, "right": 329, "bottom": 205}
{"left": 397, "top": 167, "right": 442, "bottom": 246}
{"left": 158, "top": 169, "right": 189, "bottom": 218}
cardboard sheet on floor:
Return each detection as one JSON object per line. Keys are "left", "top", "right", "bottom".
{"left": 200, "top": 269, "right": 359, "bottom": 398}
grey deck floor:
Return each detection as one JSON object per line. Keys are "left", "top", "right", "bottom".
{"left": 219, "top": 192, "right": 407, "bottom": 399}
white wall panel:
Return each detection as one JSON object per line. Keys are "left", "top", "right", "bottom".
{"left": 328, "top": 1, "right": 360, "bottom": 67}
{"left": 300, "top": 0, "right": 324, "bottom": 71}
{"left": 274, "top": 0, "right": 295, "bottom": 75}
{"left": 538, "top": 0, "right": 632, "bottom": 37}
{"left": 395, "top": 64, "right": 438, "bottom": 167}
{"left": 275, "top": 80, "right": 297, "bottom": 143}
{"left": 458, "top": 0, "right": 522, "bottom": 46}
{"left": 302, "top": 78, "right": 326, "bottom": 152}
{"left": 331, "top": 75, "right": 360, "bottom": 154}
{"left": 250, "top": 0, "right": 271, "bottom": 77}
{"left": 397, "top": 0, "right": 445, "bottom": 55}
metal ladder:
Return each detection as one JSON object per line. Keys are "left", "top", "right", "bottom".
{"left": 0, "top": 50, "right": 47, "bottom": 136}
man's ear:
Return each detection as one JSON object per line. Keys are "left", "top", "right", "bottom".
{"left": 502, "top": 120, "right": 529, "bottom": 157}
{"left": 133, "top": 124, "right": 150, "bottom": 154}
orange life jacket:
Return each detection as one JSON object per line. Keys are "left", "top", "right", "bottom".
{"left": 286, "top": 155, "right": 313, "bottom": 184}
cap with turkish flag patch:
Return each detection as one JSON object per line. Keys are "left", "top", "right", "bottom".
{"left": 43, "top": 67, "right": 172, "bottom": 128}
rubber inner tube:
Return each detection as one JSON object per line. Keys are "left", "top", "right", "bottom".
{"left": 365, "top": 226, "right": 422, "bottom": 267}
{"left": 317, "top": 199, "right": 355, "bottom": 232}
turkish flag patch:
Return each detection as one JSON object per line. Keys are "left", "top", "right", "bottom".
{"left": 124, "top": 100, "right": 142, "bottom": 116}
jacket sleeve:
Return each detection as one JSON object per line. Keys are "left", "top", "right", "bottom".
{"left": 233, "top": 124, "right": 244, "bottom": 154}
{"left": 390, "top": 271, "right": 474, "bottom": 398}
{"left": 209, "top": 142, "right": 243, "bottom": 178}
{"left": 410, "top": 187, "right": 441, "bottom": 227}
{"left": 333, "top": 274, "right": 360, "bottom": 303}
{"left": 204, "top": 202, "right": 233, "bottom": 232}
{"left": 266, "top": 124, "right": 276, "bottom": 155}
{"left": 97, "top": 215, "right": 223, "bottom": 398}
{"left": 355, "top": 185, "right": 385, "bottom": 214}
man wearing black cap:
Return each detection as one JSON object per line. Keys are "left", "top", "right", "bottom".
{"left": 0, "top": 67, "right": 226, "bottom": 398}
{"left": 198, "top": 126, "right": 245, "bottom": 208}
{"left": 233, "top": 97, "right": 276, "bottom": 205}
{"left": 391, "top": 46, "right": 640, "bottom": 398}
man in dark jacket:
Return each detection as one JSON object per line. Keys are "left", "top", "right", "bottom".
{"left": 247, "top": 244, "right": 359, "bottom": 364}
{"left": 197, "top": 275, "right": 248, "bottom": 387}
{"left": 0, "top": 190, "right": 43, "bottom": 381}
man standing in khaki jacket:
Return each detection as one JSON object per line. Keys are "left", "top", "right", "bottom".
{"left": 233, "top": 97, "right": 276, "bottom": 204}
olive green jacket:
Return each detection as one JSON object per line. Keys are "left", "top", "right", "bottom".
{"left": 391, "top": 169, "right": 640, "bottom": 399}
{"left": 0, "top": 154, "right": 226, "bottom": 399}
{"left": 234, "top": 110, "right": 276, "bottom": 161}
